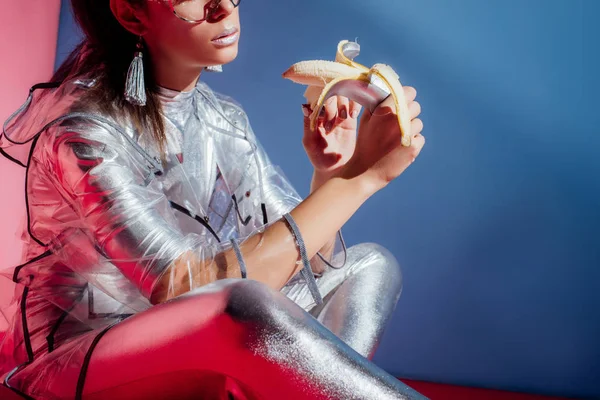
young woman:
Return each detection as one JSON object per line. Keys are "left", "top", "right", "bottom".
{"left": 0, "top": 0, "right": 426, "bottom": 398}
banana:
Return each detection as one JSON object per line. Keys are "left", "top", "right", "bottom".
{"left": 312, "top": 74, "right": 371, "bottom": 130}
{"left": 282, "top": 40, "right": 412, "bottom": 147}
{"left": 282, "top": 60, "right": 364, "bottom": 87}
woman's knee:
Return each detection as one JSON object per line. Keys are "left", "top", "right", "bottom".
{"left": 217, "top": 279, "right": 307, "bottom": 328}
{"left": 349, "top": 243, "right": 403, "bottom": 289}
{"left": 180, "top": 279, "right": 307, "bottom": 330}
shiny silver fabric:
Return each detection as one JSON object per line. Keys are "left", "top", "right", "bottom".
{"left": 283, "top": 242, "right": 403, "bottom": 360}
{"left": 6, "top": 279, "right": 423, "bottom": 400}
{"left": 0, "top": 75, "right": 425, "bottom": 399}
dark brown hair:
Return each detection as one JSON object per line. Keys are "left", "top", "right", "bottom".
{"left": 53, "top": 0, "right": 167, "bottom": 155}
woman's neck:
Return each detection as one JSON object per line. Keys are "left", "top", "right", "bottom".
{"left": 151, "top": 55, "right": 203, "bottom": 93}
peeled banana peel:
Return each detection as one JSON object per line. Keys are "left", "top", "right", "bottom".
{"left": 282, "top": 40, "right": 412, "bottom": 147}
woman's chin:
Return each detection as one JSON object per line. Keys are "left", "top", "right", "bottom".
{"left": 207, "top": 48, "right": 239, "bottom": 67}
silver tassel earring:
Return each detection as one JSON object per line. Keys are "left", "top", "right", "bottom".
{"left": 205, "top": 65, "right": 223, "bottom": 73}
{"left": 125, "top": 37, "right": 147, "bottom": 106}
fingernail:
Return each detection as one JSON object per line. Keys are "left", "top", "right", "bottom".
{"left": 340, "top": 108, "right": 348, "bottom": 120}
{"left": 351, "top": 110, "right": 359, "bottom": 118}
{"left": 301, "top": 104, "right": 311, "bottom": 117}
{"left": 325, "top": 119, "right": 334, "bottom": 131}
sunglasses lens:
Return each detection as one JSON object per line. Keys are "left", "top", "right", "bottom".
{"left": 170, "top": 0, "right": 240, "bottom": 22}
{"left": 171, "top": 0, "right": 208, "bottom": 22}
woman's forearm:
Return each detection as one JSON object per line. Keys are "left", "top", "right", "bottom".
{"left": 251, "top": 173, "right": 373, "bottom": 287}
{"left": 151, "top": 174, "right": 374, "bottom": 304}
{"left": 310, "top": 170, "right": 341, "bottom": 261}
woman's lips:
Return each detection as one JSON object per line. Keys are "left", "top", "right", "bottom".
{"left": 211, "top": 29, "right": 239, "bottom": 46}
{"left": 212, "top": 26, "right": 238, "bottom": 39}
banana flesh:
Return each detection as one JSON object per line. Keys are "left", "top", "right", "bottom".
{"left": 281, "top": 60, "right": 365, "bottom": 87}
{"left": 282, "top": 40, "right": 412, "bottom": 147}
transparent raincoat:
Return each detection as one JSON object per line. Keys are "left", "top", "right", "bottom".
{"left": 0, "top": 72, "right": 351, "bottom": 384}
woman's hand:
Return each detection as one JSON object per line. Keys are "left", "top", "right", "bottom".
{"left": 302, "top": 87, "right": 423, "bottom": 192}
{"left": 302, "top": 96, "right": 362, "bottom": 176}
{"left": 338, "top": 87, "right": 426, "bottom": 193}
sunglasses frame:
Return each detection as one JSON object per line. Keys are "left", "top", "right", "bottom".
{"left": 166, "top": 0, "right": 241, "bottom": 24}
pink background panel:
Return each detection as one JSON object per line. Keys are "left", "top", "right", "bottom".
{"left": 0, "top": 1, "right": 61, "bottom": 333}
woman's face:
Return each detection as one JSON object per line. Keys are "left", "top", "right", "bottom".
{"left": 140, "top": 0, "right": 241, "bottom": 70}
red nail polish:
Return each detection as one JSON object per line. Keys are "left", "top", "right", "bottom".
{"left": 325, "top": 119, "right": 334, "bottom": 131}
{"left": 301, "top": 104, "right": 310, "bottom": 117}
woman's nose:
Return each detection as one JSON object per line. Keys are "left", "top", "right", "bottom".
{"left": 209, "top": 0, "right": 236, "bottom": 21}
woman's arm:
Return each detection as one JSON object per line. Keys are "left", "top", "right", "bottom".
{"left": 238, "top": 112, "right": 347, "bottom": 275}
{"left": 52, "top": 123, "right": 373, "bottom": 306}
{"left": 309, "top": 170, "right": 341, "bottom": 262}
{"left": 52, "top": 89, "right": 424, "bottom": 307}
{"left": 152, "top": 172, "right": 372, "bottom": 303}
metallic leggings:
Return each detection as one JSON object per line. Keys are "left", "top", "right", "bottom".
{"left": 11, "top": 243, "right": 426, "bottom": 399}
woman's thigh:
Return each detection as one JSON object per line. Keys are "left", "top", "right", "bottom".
{"left": 11, "top": 279, "right": 353, "bottom": 400}
{"left": 10, "top": 248, "right": 409, "bottom": 400}
{"left": 11, "top": 280, "right": 289, "bottom": 399}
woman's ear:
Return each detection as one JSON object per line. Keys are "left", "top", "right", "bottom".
{"left": 110, "top": 0, "right": 149, "bottom": 36}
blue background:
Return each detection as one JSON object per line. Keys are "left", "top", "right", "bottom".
{"left": 56, "top": 0, "right": 600, "bottom": 398}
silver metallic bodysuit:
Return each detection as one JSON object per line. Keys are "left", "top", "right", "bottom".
{"left": 0, "top": 76, "right": 426, "bottom": 399}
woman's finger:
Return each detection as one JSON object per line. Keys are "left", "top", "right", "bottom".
{"left": 349, "top": 100, "right": 363, "bottom": 119}
{"left": 322, "top": 97, "right": 339, "bottom": 132}
{"left": 302, "top": 104, "right": 315, "bottom": 132}
{"left": 411, "top": 118, "right": 423, "bottom": 134}
{"left": 411, "top": 133, "right": 426, "bottom": 154}
{"left": 408, "top": 101, "right": 421, "bottom": 120}
{"left": 404, "top": 86, "right": 417, "bottom": 103}
{"left": 302, "top": 104, "right": 312, "bottom": 119}
{"left": 337, "top": 96, "right": 350, "bottom": 121}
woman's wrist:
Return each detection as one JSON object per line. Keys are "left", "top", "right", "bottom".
{"left": 311, "top": 163, "right": 380, "bottom": 198}
{"left": 310, "top": 169, "right": 335, "bottom": 193}
{"left": 311, "top": 166, "right": 377, "bottom": 195}
{"left": 326, "top": 172, "right": 378, "bottom": 203}
{"left": 334, "top": 166, "right": 382, "bottom": 198}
